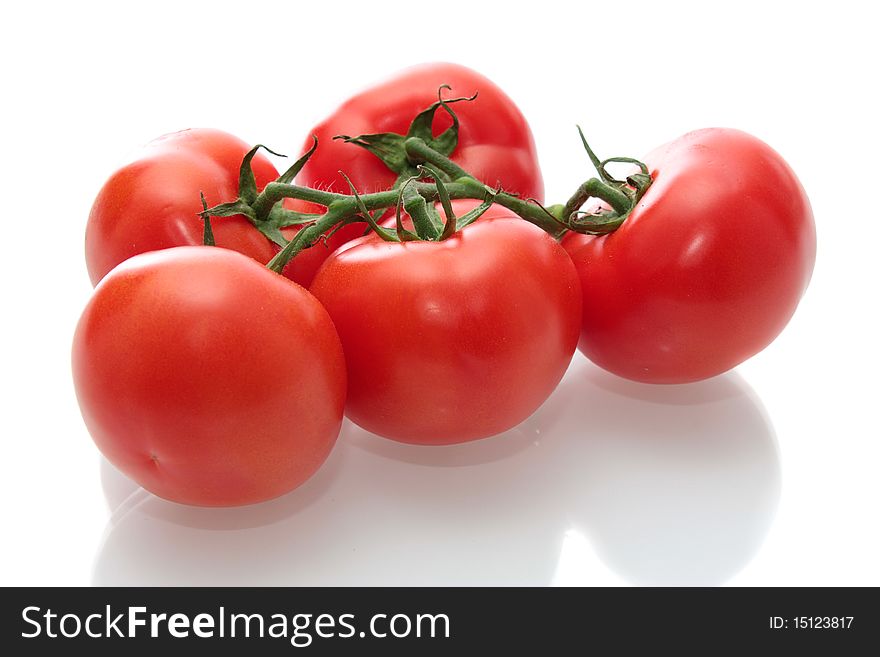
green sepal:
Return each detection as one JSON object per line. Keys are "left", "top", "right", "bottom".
{"left": 566, "top": 126, "right": 654, "bottom": 234}
{"left": 197, "top": 196, "right": 289, "bottom": 247}
{"left": 200, "top": 198, "right": 257, "bottom": 221}
{"left": 257, "top": 206, "right": 327, "bottom": 248}
{"left": 333, "top": 87, "right": 477, "bottom": 181}
{"left": 453, "top": 197, "right": 496, "bottom": 233}
{"left": 405, "top": 85, "right": 472, "bottom": 159}
{"left": 276, "top": 137, "right": 318, "bottom": 185}
{"left": 238, "top": 144, "right": 285, "bottom": 205}
{"left": 393, "top": 179, "right": 420, "bottom": 242}
{"left": 200, "top": 192, "right": 215, "bottom": 246}
{"left": 338, "top": 132, "right": 409, "bottom": 177}
{"left": 568, "top": 210, "right": 626, "bottom": 235}
{"left": 339, "top": 171, "right": 400, "bottom": 242}
{"left": 266, "top": 205, "right": 323, "bottom": 228}
{"left": 256, "top": 223, "right": 289, "bottom": 247}
{"left": 416, "top": 164, "right": 457, "bottom": 239}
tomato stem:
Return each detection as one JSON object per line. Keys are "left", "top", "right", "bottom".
{"left": 256, "top": 183, "right": 342, "bottom": 212}
{"left": 404, "top": 137, "right": 470, "bottom": 180}
{"left": 558, "top": 128, "right": 655, "bottom": 234}
{"left": 402, "top": 139, "right": 565, "bottom": 235}
{"left": 206, "top": 129, "right": 653, "bottom": 272}
{"left": 259, "top": 174, "right": 566, "bottom": 272}
{"left": 562, "top": 178, "right": 631, "bottom": 218}
{"left": 267, "top": 205, "right": 346, "bottom": 273}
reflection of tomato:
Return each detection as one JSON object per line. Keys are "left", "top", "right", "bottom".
{"left": 72, "top": 247, "right": 346, "bottom": 506}
{"left": 310, "top": 213, "right": 581, "bottom": 445}
{"left": 85, "top": 128, "right": 281, "bottom": 285}
{"left": 563, "top": 128, "right": 816, "bottom": 383}
{"left": 298, "top": 63, "right": 545, "bottom": 201}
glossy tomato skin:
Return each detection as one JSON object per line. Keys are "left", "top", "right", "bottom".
{"left": 299, "top": 63, "right": 544, "bottom": 201}
{"left": 86, "top": 128, "right": 281, "bottom": 286}
{"left": 72, "top": 247, "right": 346, "bottom": 506}
{"left": 563, "top": 128, "right": 816, "bottom": 384}
{"left": 310, "top": 215, "right": 581, "bottom": 445}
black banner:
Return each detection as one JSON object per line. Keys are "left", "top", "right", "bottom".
{"left": 2, "top": 587, "right": 876, "bottom": 654}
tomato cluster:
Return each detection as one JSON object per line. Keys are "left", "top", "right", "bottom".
{"left": 72, "top": 63, "right": 816, "bottom": 507}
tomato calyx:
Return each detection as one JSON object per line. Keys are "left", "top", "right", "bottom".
{"left": 199, "top": 140, "right": 323, "bottom": 247}
{"left": 333, "top": 85, "right": 478, "bottom": 188}
{"left": 561, "top": 127, "right": 654, "bottom": 235}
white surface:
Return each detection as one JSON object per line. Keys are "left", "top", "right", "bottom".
{"left": 1, "top": 0, "right": 877, "bottom": 586}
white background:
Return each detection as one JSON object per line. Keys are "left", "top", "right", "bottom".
{"left": 1, "top": 0, "right": 878, "bottom": 586}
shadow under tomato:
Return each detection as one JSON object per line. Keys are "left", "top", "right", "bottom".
{"left": 92, "top": 355, "right": 780, "bottom": 586}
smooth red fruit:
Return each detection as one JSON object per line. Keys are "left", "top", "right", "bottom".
{"left": 310, "top": 214, "right": 581, "bottom": 445}
{"left": 563, "top": 128, "right": 816, "bottom": 383}
{"left": 73, "top": 246, "right": 346, "bottom": 506}
{"left": 298, "top": 63, "right": 544, "bottom": 202}
{"left": 85, "top": 128, "right": 346, "bottom": 289}
{"left": 291, "top": 64, "right": 546, "bottom": 272}
{"left": 86, "top": 128, "right": 280, "bottom": 285}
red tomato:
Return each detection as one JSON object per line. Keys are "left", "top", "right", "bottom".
{"left": 86, "top": 128, "right": 280, "bottom": 285}
{"left": 290, "top": 63, "right": 546, "bottom": 275}
{"left": 85, "top": 128, "right": 342, "bottom": 289}
{"left": 72, "top": 247, "right": 346, "bottom": 506}
{"left": 563, "top": 128, "right": 816, "bottom": 383}
{"left": 298, "top": 63, "right": 544, "bottom": 201}
{"left": 309, "top": 214, "right": 581, "bottom": 445}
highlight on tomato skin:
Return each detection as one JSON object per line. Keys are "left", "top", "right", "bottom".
{"left": 309, "top": 212, "right": 582, "bottom": 445}
{"left": 563, "top": 127, "right": 816, "bottom": 384}
{"left": 72, "top": 246, "right": 347, "bottom": 507}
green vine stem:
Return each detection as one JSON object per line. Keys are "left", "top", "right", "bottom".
{"left": 202, "top": 118, "right": 653, "bottom": 274}
{"left": 265, "top": 178, "right": 562, "bottom": 234}
{"left": 256, "top": 176, "right": 575, "bottom": 273}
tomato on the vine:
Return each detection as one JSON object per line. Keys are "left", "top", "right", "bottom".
{"left": 298, "top": 63, "right": 545, "bottom": 202}
{"left": 85, "top": 128, "right": 343, "bottom": 289}
{"left": 72, "top": 246, "right": 346, "bottom": 506}
{"left": 563, "top": 128, "right": 816, "bottom": 384}
{"left": 309, "top": 208, "right": 581, "bottom": 444}
{"left": 86, "top": 128, "right": 280, "bottom": 285}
